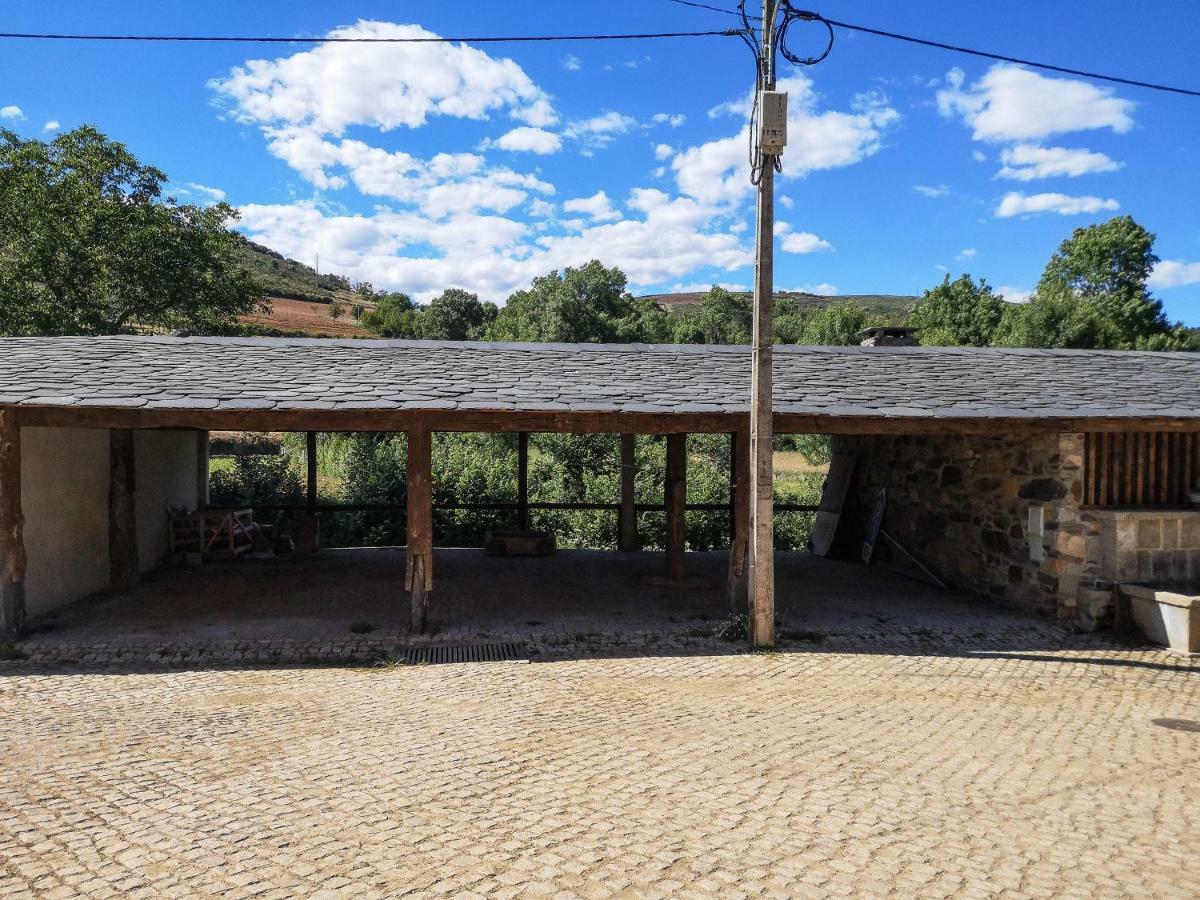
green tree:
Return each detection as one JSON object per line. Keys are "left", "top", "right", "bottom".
{"left": 671, "top": 287, "right": 752, "bottom": 344}
{"left": 996, "top": 216, "right": 1190, "bottom": 350}
{"left": 488, "top": 261, "right": 660, "bottom": 343}
{"left": 328, "top": 299, "right": 345, "bottom": 321}
{"left": 417, "top": 288, "right": 498, "bottom": 341}
{"left": 904, "top": 274, "right": 1005, "bottom": 347}
{"left": 0, "top": 126, "right": 263, "bottom": 336}
{"left": 783, "top": 301, "right": 886, "bottom": 345}
{"left": 360, "top": 291, "right": 418, "bottom": 337}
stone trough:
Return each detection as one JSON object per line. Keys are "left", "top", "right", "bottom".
{"left": 1119, "top": 582, "right": 1200, "bottom": 655}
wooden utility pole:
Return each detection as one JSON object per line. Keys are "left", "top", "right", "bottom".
{"left": 749, "top": 0, "right": 782, "bottom": 647}
{"left": 306, "top": 431, "right": 318, "bottom": 516}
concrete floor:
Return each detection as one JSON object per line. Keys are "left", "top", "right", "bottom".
{"left": 16, "top": 549, "right": 1082, "bottom": 665}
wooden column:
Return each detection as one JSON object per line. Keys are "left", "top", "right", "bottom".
{"left": 306, "top": 431, "right": 318, "bottom": 515}
{"left": 0, "top": 410, "right": 26, "bottom": 639}
{"left": 517, "top": 432, "right": 530, "bottom": 531}
{"left": 618, "top": 433, "right": 640, "bottom": 552}
{"left": 109, "top": 429, "right": 140, "bottom": 590}
{"left": 727, "top": 429, "right": 750, "bottom": 615}
{"left": 406, "top": 427, "right": 434, "bottom": 633}
{"left": 665, "top": 433, "right": 687, "bottom": 582}
{"left": 195, "top": 430, "right": 210, "bottom": 510}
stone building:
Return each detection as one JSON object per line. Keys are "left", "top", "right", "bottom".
{"left": 0, "top": 337, "right": 1197, "bottom": 643}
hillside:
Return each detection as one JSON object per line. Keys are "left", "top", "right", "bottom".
{"left": 642, "top": 290, "right": 917, "bottom": 320}
{"left": 234, "top": 236, "right": 362, "bottom": 305}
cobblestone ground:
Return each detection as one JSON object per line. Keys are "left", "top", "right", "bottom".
{"left": 3, "top": 552, "right": 1200, "bottom": 897}
{"left": 3, "top": 643, "right": 1199, "bottom": 897}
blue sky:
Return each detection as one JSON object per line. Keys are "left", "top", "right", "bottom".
{"left": 1, "top": 0, "right": 1198, "bottom": 323}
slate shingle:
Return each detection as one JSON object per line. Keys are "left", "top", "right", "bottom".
{"left": 0, "top": 335, "right": 1197, "bottom": 421}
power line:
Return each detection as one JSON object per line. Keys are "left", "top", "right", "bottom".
{"left": 0, "top": 28, "right": 738, "bottom": 45}
{"left": 663, "top": 1, "right": 1200, "bottom": 98}
{"left": 823, "top": 17, "right": 1200, "bottom": 98}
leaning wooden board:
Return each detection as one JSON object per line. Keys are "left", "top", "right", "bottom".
{"left": 810, "top": 453, "right": 856, "bottom": 557}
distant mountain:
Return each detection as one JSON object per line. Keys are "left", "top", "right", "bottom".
{"left": 641, "top": 290, "right": 917, "bottom": 320}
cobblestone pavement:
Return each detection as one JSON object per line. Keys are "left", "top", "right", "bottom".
{"left": 4, "top": 552, "right": 1200, "bottom": 897}
{"left": 3, "top": 643, "right": 1199, "bottom": 897}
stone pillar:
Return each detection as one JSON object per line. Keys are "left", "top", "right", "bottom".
{"left": 0, "top": 410, "right": 26, "bottom": 639}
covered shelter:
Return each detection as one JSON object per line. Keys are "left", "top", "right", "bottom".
{"left": 1, "top": 336, "right": 1199, "bottom": 643}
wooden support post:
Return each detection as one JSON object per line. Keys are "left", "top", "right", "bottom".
{"left": 727, "top": 429, "right": 750, "bottom": 615}
{"left": 665, "top": 433, "right": 687, "bottom": 582}
{"left": 0, "top": 410, "right": 26, "bottom": 639}
{"left": 618, "top": 433, "right": 640, "bottom": 552}
{"left": 195, "top": 430, "right": 210, "bottom": 511}
{"left": 306, "top": 431, "right": 318, "bottom": 516}
{"left": 406, "top": 427, "right": 434, "bottom": 633}
{"left": 109, "top": 429, "right": 140, "bottom": 590}
{"left": 517, "top": 431, "right": 530, "bottom": 531}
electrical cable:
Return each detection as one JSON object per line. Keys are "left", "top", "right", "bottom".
{"left": 665, "top": 1, "right": 1200, "bottom": 98}
{"left": 0, "top": 29, "right": 739, "bottom": 45}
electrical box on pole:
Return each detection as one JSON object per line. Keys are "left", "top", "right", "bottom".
{"left": 758, "top": 91, "right": 788, "bottom": 154}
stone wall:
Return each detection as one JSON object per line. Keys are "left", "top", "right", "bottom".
{"left": 834, "top": 431, "right": 1200, "bottom": 630}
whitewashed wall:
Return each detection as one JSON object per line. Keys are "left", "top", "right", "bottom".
{"left": 20, "top": 427, "right": 200, "bottom": 617}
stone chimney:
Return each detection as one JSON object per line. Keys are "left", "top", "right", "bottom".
{"left": 858, "top": 326, "right": 920, "bottom": 347}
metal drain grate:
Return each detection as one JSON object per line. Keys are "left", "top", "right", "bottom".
{"left": 404, "top": 642, "right": 527, "bottom": 665}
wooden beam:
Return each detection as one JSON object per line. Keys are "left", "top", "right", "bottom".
{"left": 13, "top": 402, "right": 1200, "bottom": 438}
{"left": 0, "top": 410, "right": 26, "bottom": 639}
{"left": 195, "top": 429, "right": 210, "bottom": 511}
{"left": 306, "top": 431, "right": 318, "bottom": 516}
{"left": 665, "top": 433, "right": 687, "bottom": 582}
{"left": 727, "top": 429, "right": 750, "bottom": 616}
{"left": 517, "top": 432, "right": 530, "bottom": 531}
{"left": 406, "top": 427, "right": 434, "bottom": 633}
{"left": 109, "top": 429, "right": 140, "bottom": 590}
{"left": 618, "top": 433, "right": 639, "bottom": 552}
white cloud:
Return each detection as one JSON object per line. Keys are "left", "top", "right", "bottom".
{"left": 0, "top": 106, "right": 25, "bottom": 121}
{"left": 915, "top": 184, "right": 949, "bottom": 198}
{"left": 560, "top": 54, "right": 582, "bottom": 72}
{"left": 527, "top": 198, "right": 556, "bottom": 218}
{"left": 957, "top": 247, "right": 978, "bottom": 262}
{"left": 787, "top": 283, "right": 839, "bottom": 295}
{"left": 240, "top": 189, "right": 751, "bottom": 302}
{"left": 779, "top": 195, "right": 794, "bottom": 209}
{"left": 653, "top": 143, "right": 674, "bottom": 161}
{"left": 996, "top": 144, "right": 1122, "bottom": 181}
{"left": 1149, "top": 260, "right": 1200, "bottom": 290}
{"left": 42, "top": 120, "right": 61, "bottom": 133}
{"left": 669, "top": 281, "right": 748, "bottom": 293}
{"left": 488, "top": 126, "right": 562, "bottom": 155}
{"left": 179, "top": 182, "right": 228, "bottom": 205}
{"left": 995, "top": 191, "right": 1120, "bottom": 218}
{"left": 563, "top": 111, "right": 638, "bottom": 153}
{"left": 972, "top": 150, "right": 987, "bottom": 163}
{"left": 781, "top": 231, "right": 834, "bottom": 254}
{"left": 210, "top": 20, "right": 557, "bottom": 137}
{"left": 563, "top": 190, "right": 621, "bottom": 222}
{"left": 673, "top": 74, "right": 898, "bottom": 204}
{"left": 937, "top": 64, "right": 1134, "bottom": 143}
{"left": 996, "top": 285, "right": 1031, "bottom": 303}
{"left": 652, "top": 113, "right": 686, "bottom": 127}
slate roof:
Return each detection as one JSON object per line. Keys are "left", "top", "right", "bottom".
{"left": 0, "top": 335, "right": 1199, "bottom": 421}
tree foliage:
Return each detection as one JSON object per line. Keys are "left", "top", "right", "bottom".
{"left": 904, "top": 274, "right": 1004, "bottom": 347}
{"left": 0, "top": 126, "right": 263, "bottom": 336}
